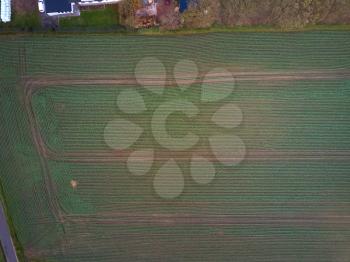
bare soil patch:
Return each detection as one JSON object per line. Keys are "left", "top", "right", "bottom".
{"left": 13, "top": 0, "right": 37, "bottom": 14}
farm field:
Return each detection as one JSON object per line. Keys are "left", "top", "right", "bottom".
{"left": 0, "top": 32, "right": 350, "bottom": 261}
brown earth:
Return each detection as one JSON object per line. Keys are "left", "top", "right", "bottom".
{"left": 13, "top": 0, "right": 37, "bottom": 14}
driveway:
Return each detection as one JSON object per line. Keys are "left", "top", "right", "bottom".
{"left": 0, "top": 203, "right": 18, "bottom": 262}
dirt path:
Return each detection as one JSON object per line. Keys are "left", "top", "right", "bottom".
{"left": 66, "top": 212, "right": 350, "bottom": 227}
{"left": 24, "top": 69, "right": 350, "bottom": 92}
{"left": 43, "top": 148, "right": 350, "bottom": 163}
{"left": 0, "top": 203, "right": 18, "bottom": 262}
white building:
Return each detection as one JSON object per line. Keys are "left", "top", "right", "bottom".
{"left": 0, "top": 0, "right": 11, "bottom": 23}
{"left": 78, "top": 0, "right": 123, "bottom": 7}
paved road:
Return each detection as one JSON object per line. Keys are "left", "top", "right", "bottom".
{"left": 0, "top": 202, "right": 18, "bottom": 262}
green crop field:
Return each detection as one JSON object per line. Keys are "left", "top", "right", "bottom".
{"left": 1, "top": 32, "right": 350, "bottom": 261}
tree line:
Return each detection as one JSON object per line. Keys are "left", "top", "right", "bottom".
{"left": 182, "top": 0, "right": 350, "bottom": 29}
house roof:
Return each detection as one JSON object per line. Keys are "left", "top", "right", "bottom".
{"left": 44, "top": 0, "right": 72, "bottom": 13}
{"left": 0, "top": 0, "right": 12, "bottom": 22}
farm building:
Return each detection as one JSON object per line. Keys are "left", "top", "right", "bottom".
{"left": 39, "top": 0, "right": 122, "bottom": 17}
{"left": 79, "top": 0, "right": 122, "bottom": 7}
{"left": 0, "top": 0, "right": 11, "bottom": 22}
{"left": 40, "top": 0, "right": 77, "bottom": 16}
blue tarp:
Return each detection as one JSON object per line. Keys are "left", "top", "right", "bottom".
{"left": 179, "top": 0, "right": 197, "bottom": 12}
{"left": 179, "top": 0, "right": 188, "bottom": 12}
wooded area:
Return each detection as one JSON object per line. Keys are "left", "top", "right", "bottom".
{"left": 182, "top": 0, "right": 350, "bottom": 29}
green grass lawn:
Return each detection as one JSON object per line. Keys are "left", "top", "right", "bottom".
{"left": 59, "top": 7, "right": 120, "bottom": 29}
{"left": 0, "top": 13, "right": 41, "bottom": 31}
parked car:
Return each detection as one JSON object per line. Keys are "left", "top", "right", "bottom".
{"left": 38, "top": 0, "right": 45, "bottom": 13}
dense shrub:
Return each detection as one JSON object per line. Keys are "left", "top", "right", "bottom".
{"left": 187, "top": 0, "right": 350, "bottom": 29}
{"left": 182, "top": 0, "right": 220, "bottom": 28}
